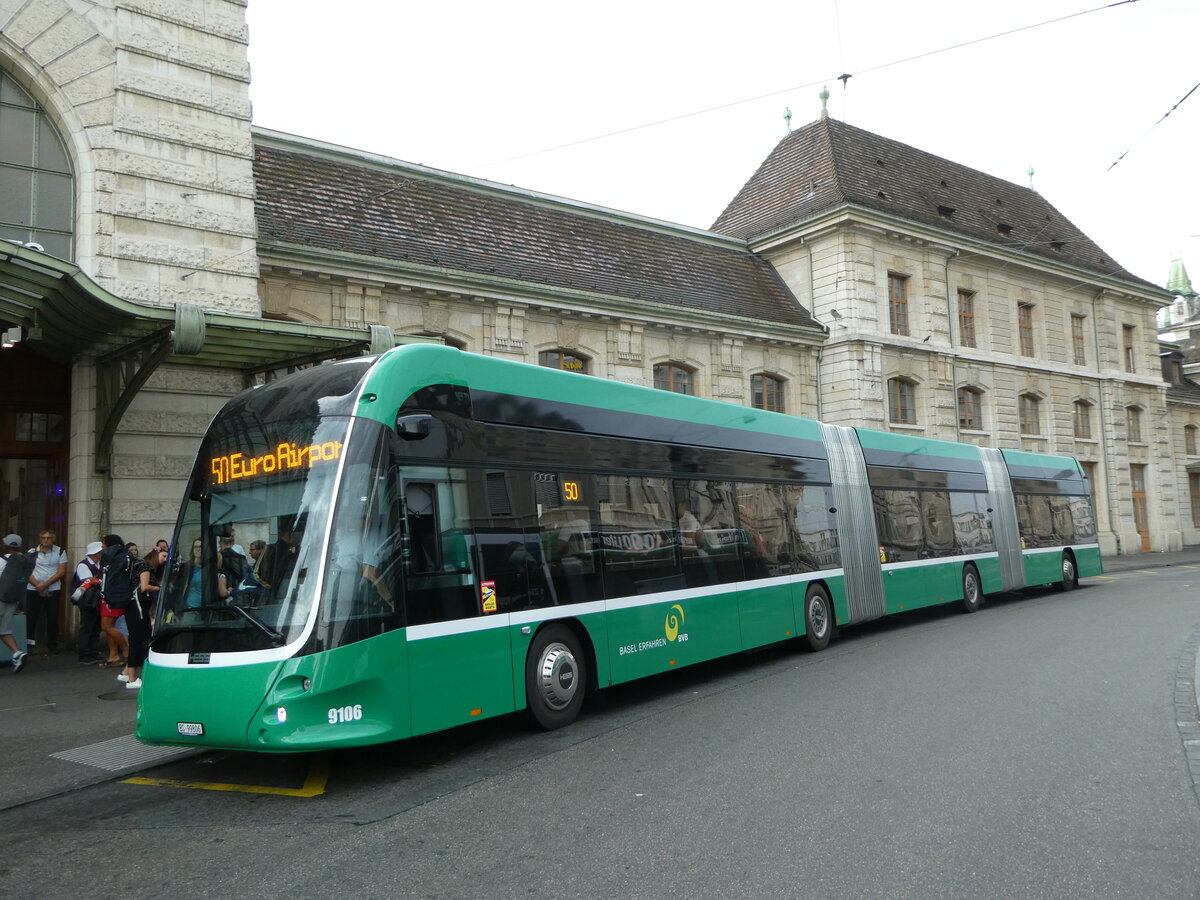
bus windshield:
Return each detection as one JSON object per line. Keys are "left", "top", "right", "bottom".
{"left": 151, "top": 414, "right": 352, "bottom": 655}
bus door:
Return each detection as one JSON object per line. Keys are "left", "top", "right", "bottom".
{"left": 402, "top": 470, "right": 515, "bottom": 735}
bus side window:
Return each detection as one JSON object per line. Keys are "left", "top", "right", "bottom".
{"left": 786, "top": 484, "right": 840, "bottom": 571}
{"left": 405, "top": 483, "right": 439, "bottom": 573}
{"left": 403, "top": 479, "right": 477, "bottom": 625}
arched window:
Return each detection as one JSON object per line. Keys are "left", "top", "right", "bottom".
{"left": 1018, "top": 393, "right": 1040, "bottom": 435}
{"left": 1185, "top": 424, "right": 1197, "bottom": 456}
{"left": 0, "top": 71, "right": 73, "bottom": 259}
{"left": 1125, "top": 406, "right": 1143, "bottom": 443}
{"left": 538, "top": 349, "right": 588, "bottom": 373}
{"left": 751, "top": 373, "right": 784, "bottom": 413}
{"left": 654, "top": 363, "right": 693, "bottom": 395}
{"left": 957, "top": 387, "right": 983, "bottom": 430}
{"left": 888, "top": 378, "right": 916, "bottom": 425}
{"left": 1073, "top": 400, "right": 1093, "bottom": 440}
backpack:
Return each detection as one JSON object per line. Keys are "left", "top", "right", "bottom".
{"left": 0, "top": 551, "right": 30, "bottom": 605}
{"left": 100, "top": 545, "right": 134, "bottom": 610}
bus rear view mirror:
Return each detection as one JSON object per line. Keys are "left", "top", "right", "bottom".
{"left": 395, "top": 412, "right": 433, "bottom": 440}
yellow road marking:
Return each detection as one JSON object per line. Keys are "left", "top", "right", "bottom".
{"left": 122, "top": 753, "right": 330, "bottom": 797}
{"left": 1135, "top": 570, "right": 1160, "bottom": 575}
{"left": 1090, "top": 575, "right": 1119, "bottom": 580}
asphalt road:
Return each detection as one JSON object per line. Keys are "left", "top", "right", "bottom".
{"left": 6, "top": 568, "right": 1200, "bottom": 899}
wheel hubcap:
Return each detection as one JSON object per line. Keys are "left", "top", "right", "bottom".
{"left": 966, "top": 574, "right": 978, "bottom": 604}
{"left": 537, "top": 642, "right": 578, "bottom": 711}
{"left": 1064, "top": 559, "right": 1075, "bottom": 582}
{"left": 809, "top": 597, "right": 828, "bottom": 638}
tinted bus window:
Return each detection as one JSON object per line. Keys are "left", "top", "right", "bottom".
{"left": 787, "top": 484, "right": 841, "bottom": 571}
{"left": 949, "top": 492, "right": 994, "bottom": 553}
{"left": 874, "top": 488, "right": 961, "bottom": 561}
{"left": 535, "top": 472, "right": 603, "bottom": 606}
{"left": 470, "top": 469, "right": 552, "bottom": 614}
{"left": 674, "top": 480, "right": 743, "bottom": 588}
{"left": 599, "top": 476, "right": 682, "bottom": 598}
{"left": 404, "top": 472, "right": 479, "bottom": 625}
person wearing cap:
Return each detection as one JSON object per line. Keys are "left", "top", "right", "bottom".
{"left": 26, "top": 529, "right": 68, "bottom": 654}
{"left": 0, "top": 534, "right": 31, "bottom": 673}
{"left": 73, "top": 541, "right": 105, "bottom": 665}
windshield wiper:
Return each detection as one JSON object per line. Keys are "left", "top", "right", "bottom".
{"left": 225, "top": 600, "right": 285, "bottom": 645}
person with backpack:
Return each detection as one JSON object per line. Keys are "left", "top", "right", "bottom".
{"left": 117, "top": 546, "right": 167, "bottom": 691}
{"left": 98, "top": 534, "right": 132, "bottom": 667}
{"left": 72, "top": 541, "right": 104, "bottom": 665}
{"left": 0, "top": 534, "right": 31, "bottom": 673}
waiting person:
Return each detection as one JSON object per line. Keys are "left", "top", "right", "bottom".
{"left": 119, "top": 546, "right": 166, "bottom": 690}
{"left": 125, "top": 541, "right": 139, "bottom": 560}
{"left": 239, "top": 540, "right": 266, "bottom": 604}
{"left": 170, "top": 538, "right": 205, "bottom": 611}
{"left": 25, "top": 529, "right": 67, "bottom": 654}
{"left": 0, "top": 534, "right": 30, "bottom": 673}
{"left": 97, "top": 534, "right": 131, "bottom": 667}
{"left": 218, "top": 535, "right": 246, "bottom": 595}
{"left": 73, "top": 541, "right": 104, "bottom": 664}
{"left": 155, "top": 539, "right": 169, "bottom": 554}
{"left": 255, "top": 518, "right": 300, "bottom": 595}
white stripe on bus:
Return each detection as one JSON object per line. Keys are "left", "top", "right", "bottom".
{"left": 406, "top": 570, "right": 847, "bottom": 642}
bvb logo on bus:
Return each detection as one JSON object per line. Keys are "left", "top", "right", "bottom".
{"left": 665, "top": 604, "right": 686, "bottom": 643}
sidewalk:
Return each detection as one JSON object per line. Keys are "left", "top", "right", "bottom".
{"left": 1095, "top": 548, "right": 1200, "bottom": 573}
{"left": 0, "top": 650, "right": 194, "bottom": 812}
{"left": 2, "top": 547, "right": 1199, "bottom": 812}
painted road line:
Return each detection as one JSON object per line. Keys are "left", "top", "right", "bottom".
{"left": 122, "top": 753, "right": 331, "bottom": 797}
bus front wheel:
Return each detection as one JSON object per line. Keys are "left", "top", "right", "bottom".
{"left": 524, "top": 624, "right": 587, "bottom": 730}
{"left": 803, "top": 584, "right": 833, "bottom": 652}
{"left": 960, "top": 564, "right": 983, "bottom": 613}
{"left": 1056, "top": 552, "right": 1078, "bottom": 592}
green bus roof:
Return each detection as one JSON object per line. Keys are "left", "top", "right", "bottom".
{"left": 359, "top": 344, "right": 826, "bottom": 443}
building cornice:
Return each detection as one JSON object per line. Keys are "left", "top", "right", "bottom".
{"left": 258, "top": 240, "right": 827, "bottom": 346}
{"left": 747, "top": 203, "right": 1173, "bottom": 305}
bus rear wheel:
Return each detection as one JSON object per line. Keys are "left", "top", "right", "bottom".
{"left": 524, "top": 624, "right": 587, "bottom": 731}
{"left": 1056, "top": 552, "right": 1078, "bottom": 592}
{"left": 960, "top": 564, "right": 983, "bottom": 613}
{"left": 803, "top": 584, "right": 833, "bottom": 652}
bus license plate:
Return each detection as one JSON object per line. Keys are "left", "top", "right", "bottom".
{"left": 177, "top": 722, "right": 205, "bottom": 737}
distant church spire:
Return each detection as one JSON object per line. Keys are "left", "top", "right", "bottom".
{"left": 1167, "top": 257, "right": 1195, "bottom": 296}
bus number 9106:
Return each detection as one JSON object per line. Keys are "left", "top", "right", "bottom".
{"left": 328, "top": 704, "right": 363, "bottom": 725}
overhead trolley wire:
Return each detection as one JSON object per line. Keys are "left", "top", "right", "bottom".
{"left": 1107, "top": 79, "right": 1200, "bottom": 171}
{"left": 467, "top": 0, "right": 1141, "bottom": 173}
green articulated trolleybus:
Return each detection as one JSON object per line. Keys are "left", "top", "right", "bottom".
{"left": 136, "top": 344, "right": 1101, "bottom": 751}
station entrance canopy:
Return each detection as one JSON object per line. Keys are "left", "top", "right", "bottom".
{"left": 0, "top": 242, "right": 404, "bottom": 473}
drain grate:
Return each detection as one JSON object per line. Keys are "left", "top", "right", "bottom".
{"left": 51, "top": 734, "right": 198, "bottom": 772}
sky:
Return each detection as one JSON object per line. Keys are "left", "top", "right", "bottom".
{"left": 244, "top": 0, "right": 1198, "bottom": 289}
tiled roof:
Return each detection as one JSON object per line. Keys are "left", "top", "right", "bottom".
{"left": 711, "top": 117, "right": 1159, "bottom": 292}
{"left": 252, "top": 139, "right": 819, "bottom": 330}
